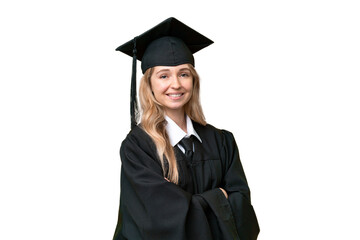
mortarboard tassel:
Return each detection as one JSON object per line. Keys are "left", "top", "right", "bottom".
{"left": 130, "top": 37, "right": 138, "bottom": 130}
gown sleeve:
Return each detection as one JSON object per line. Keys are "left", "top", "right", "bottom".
{"left": 113, "top": 129, "right": 237, "bottom": 240}
{"left": 220, "top": 130, "right": 260, "bottom": 240}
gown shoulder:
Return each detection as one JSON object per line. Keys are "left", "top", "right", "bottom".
{"left": 120, "top": 125, "right": 157, "bottom": 155}
{"left": 193, "top": 122, "right": 237, "bottom": 149}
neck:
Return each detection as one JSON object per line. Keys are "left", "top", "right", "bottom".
{"left": 166, "top": 109, "right": 187, "bottom": 133}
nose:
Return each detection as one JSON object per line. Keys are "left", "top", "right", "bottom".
{"left": 170, "top": 76, "right": 181, "bottom": 89}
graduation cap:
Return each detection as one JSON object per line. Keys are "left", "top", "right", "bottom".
{"left": 116, "top": 17, "right": 213, "bottom": 129}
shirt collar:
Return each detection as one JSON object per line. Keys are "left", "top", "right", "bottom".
{"left": 165, "top": 115, "right": 202, "bottom": 147}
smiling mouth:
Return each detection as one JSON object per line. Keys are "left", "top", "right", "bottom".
{"left": 167, "top": 93, "right": 183, "bottom": 97}
{"left": 166, "top": 93, "right": 184, "bottom": 100}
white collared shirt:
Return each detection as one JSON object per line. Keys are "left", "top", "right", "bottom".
{"left": 165, "top": 115, "right": 202, "bottom": 152}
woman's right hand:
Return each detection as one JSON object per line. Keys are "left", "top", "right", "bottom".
{"left": 219, "top": 187, "right": 228, "bottom": 199}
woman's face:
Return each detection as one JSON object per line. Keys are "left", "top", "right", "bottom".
{"left": 150, "top": 64, "right": 193, "bottom": 115}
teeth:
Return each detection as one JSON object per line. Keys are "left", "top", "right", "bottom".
{"left": 168, "top": 93, "right": 182, "bottom": 97}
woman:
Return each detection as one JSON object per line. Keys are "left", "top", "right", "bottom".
{"left": 113, "top": 17, "right": 259, "bottom": 240}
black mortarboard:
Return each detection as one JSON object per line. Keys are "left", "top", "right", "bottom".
{"left": 116, "top": 17, "right": 213, "bottom": 129}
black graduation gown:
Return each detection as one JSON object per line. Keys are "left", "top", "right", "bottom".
{"left": 113, "top": 122, "right": 259, "bottom": 240}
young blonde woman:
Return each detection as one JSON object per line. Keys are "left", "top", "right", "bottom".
{"left": 113, "top": 17, "right": 260, "bottom": 240}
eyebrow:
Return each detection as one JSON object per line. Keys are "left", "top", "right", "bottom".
{"left": 155, "top": 68, "right": 190, "bottom": 75}
{"left": 155, "top": 69, "right": 170, "bottom": 74}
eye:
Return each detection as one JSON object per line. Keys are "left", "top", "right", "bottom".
{"left": 159, "top": 75, "right": 168, "bottom": 79}
{"left": 180, "top": 72, "right": 190, "bottom": 78}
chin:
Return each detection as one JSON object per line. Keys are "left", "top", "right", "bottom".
{"left": 162, "top": 97, "right": 191, "bottom": 112}
{"left": 166, "top": 105, "right": 184, "bottom": 111}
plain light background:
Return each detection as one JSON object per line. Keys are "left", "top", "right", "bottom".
{"left": 1, "top": 0, "right": 359, "bottom": 239}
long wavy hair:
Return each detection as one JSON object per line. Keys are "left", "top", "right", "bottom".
{"left": 139, "top": 64, "right": 206, "bottom": 184}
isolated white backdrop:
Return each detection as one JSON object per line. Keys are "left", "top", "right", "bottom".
{"left": 1, "top": 0, "right": 359, "bottom": 239}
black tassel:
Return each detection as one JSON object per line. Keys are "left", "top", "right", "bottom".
{"left": 130, "top": 37, "right": 138, "bottom": 130}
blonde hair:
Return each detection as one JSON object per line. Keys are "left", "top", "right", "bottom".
{"left": 139, "top": 64, "right": 206, "bottom": 184}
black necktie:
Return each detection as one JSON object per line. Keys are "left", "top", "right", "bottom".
{"left": 179, "top": 136, "right": 194, "bottom": 159}
{"left": 179, "top": 136, "right": 199, "bottom": 193}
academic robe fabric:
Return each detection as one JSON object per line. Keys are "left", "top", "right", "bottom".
{"left": 113, "top": 122, "right": 260, "bottom": 240}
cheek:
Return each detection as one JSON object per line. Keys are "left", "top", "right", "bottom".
{"left": 185, "top": 78, "right": 194, "bottom": 92}
{"left": 150, "top": 79, "right": 166, "bottom": 96}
